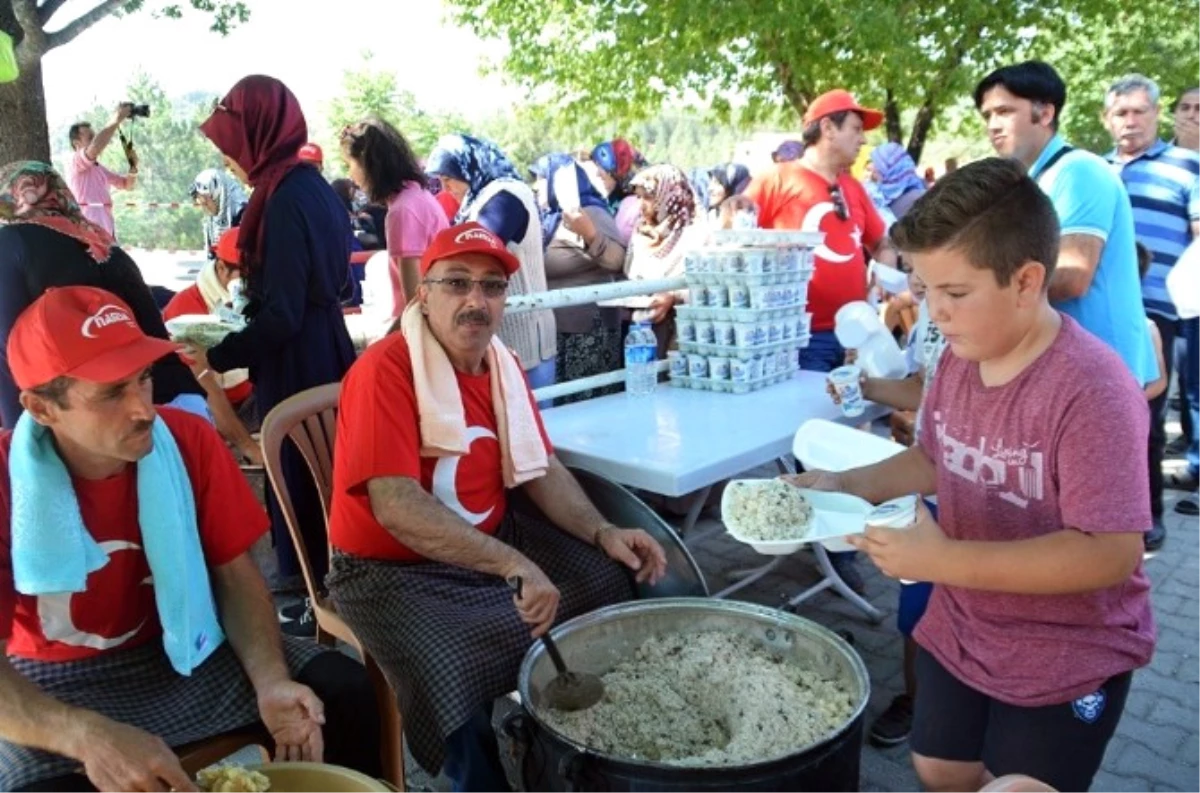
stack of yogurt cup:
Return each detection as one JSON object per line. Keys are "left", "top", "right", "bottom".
{"left": 669, "top": 230, "right": 820, "bottom": 394}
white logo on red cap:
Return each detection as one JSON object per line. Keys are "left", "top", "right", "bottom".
{"left": 455, "top": 228, "right": 499, "bottom": 248}
{"left": 80, "top": 304, "right": 134, "bottom": 339}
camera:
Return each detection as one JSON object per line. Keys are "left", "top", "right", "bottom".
{"left": 122, "top": 101, "right": 151, "bottom": 119}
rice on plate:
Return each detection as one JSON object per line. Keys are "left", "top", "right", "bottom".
{"left": 723, "top": 479, "right": 814, "bottom": 541}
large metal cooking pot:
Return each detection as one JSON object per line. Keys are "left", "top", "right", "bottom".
{"left": 504, "top": 598, "right": 869, "bottom": 791}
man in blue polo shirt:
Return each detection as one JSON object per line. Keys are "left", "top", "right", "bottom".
{"left": 974, "top": 61, "right": 1161, "bottom": 546}
{"left": 1104, "top": 75, "right": 1200, "bottom": 529}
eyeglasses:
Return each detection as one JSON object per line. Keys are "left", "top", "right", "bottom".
{"left": 829, "top": 183, "right": 849, "bottom": 221}
{"left": 424, "top": 277, "right": 509, "bottom": 298}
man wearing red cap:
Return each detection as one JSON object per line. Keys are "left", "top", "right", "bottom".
{"left": 0, "top": 287, "right": 381, "bottom": 791}
{"left": 326, "top": 222, "right": 668, "bottom": 791}
{"left": 298, "top": 142, "right": 324, "bottom": 170}
{"left": 746, "top": 89, "right": 898, "bottom": 372}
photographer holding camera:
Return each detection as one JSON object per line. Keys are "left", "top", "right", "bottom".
{"left": 65, "top": 102, "right": 144, "bottom": 237}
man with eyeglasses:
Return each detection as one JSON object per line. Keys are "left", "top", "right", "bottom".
{"left": 1102, "top": 76, "right": 1200, "bottom": 530}
{"left": 325, "top": 223, "right": 668, "bottom": 791}
{"left": 745, "top": 89, "right": 898, "bottom": 374}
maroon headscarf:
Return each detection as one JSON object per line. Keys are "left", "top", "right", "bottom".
{"left": 200, "top": 75, "right": 307, "bottom": 268}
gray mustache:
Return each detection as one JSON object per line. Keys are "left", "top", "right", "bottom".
{"left": 456, "top": 310, "right": 491, "bottom": 325}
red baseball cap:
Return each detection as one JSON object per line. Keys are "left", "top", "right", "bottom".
{"left": 214, "top": 226, "right": 241, "bottom": 265}
{"left": 298, "top": 142, "right": 324, "bottom": 165}
{"left": 419, "top": 222, "right": 520, "bottom": 277}
{"left": 804, "top": 89, "right": 884, "bottom": 131}
{"left": 6, "top": 287, "right": 180, "bottom": 391}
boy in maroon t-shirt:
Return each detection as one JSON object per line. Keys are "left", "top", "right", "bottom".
{"left": 789, "top": 158, "right": 1155, "bottom": 792}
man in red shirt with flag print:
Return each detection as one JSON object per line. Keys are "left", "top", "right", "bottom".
{"left": 746, "top": 89, "right": 899, "bottom": 373}
{"left": 0, "top": 287, "right": 380, "bottom": 791}
{"left": 326, "top": 222, "right": 668, "bottom": 792}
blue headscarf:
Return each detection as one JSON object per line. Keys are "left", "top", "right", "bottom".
{"left": 531, "top": 153, "right": 610, "bottom": 247}
{"left": 706, "top": 163, "right": 752, "bottom": 209}
{"left": 426, "top": 133, "right": 522, "bottom": 223}
{"left": 869, "top": 142, "right": 926, "bottom": 205}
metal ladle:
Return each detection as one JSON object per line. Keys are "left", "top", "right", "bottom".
{"left": 508, "top": 577, "right": 604, "bottom": 711}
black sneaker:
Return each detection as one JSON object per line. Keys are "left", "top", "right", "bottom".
{"left": 1165, "top": 469, "right": 1199, "bottom": 492}
{"left": 280, "top": 600, "right": 317, "bottom": 638}
{"left": 1166, "top": 435, "right": 1189, "bottom": 456}
{"left": 869, "top": 694, "right": 914, "bottom": 747}
{"left": 1145, "top": 519, "right": 1166, "bottom": 552}
{"left": 1176, "top": 499, "right": 1199, "bottom": 516}
{"left": 830, "top": 553, "right": 867, "bottom": 596}
{"left": 277, "top": 598, "right": 310, "bottom": 623}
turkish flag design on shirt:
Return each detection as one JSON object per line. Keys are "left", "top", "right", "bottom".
{"left": 329, "top": 333, "right": 554, "bottom": 563}
{"left": 744, "top": 164, "right": 885, "bottom": 332}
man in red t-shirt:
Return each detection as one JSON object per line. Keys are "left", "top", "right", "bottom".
{"left": 326, "top": 223, "right": 668, "bottom": 790}
{"left": 163, "top": 226, "right": 261, "bottom": 465}
{"left": 0, "top": 287, "right": 380, "bottom": 791}
{"left": 746, "top": 89, "right": 898, "bottom": 372}
{"left": 789, "top": 160, "right": 1155, "bottom": 792}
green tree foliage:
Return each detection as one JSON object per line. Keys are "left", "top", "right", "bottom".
{"left": 320, "top": 52, "right": 468, "bottom": 179}
{"left": 443, "top": 0, "right": 1199, "bottom": 162}
{"left": 51, "top": 71, "right": 220, "bottom": 250}
{"left": 1, "top": 0, "right": 248, "bottom": 163}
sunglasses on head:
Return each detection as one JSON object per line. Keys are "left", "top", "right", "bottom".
{"left": 829, "top": 183, "right": 849, "bottom": 222}
{"left": 424, "top": 277, "right": 510, "bottom": 298}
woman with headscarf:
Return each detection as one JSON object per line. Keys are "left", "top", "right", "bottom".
{"left": 189, "top": 167, "right": 248, "bottom": 258}
{"left": 341, "top": 118, "right": 448, "bottom": 314}
{"left": 772, "top": 140, "right": 804, "bottom": 163}
{"left": 0, "top": 161, "right": 206, "bottom": 429}
{"left": 426, "top": 133, "right": 557, "bottom": 388}
{"left": 866, "top": 142, "right": 927, "bottom": 221}
{"left": 586, "top": 138, "right": 646, "bottom": 245}
{"left": 706, "top": 162, "right": 752, "bottom": 223}
{"left": 532, "top": 153, "right": 628, "bottom": 402}
{"left": 190, "top": 75, "right": 357, "bottom": 607}
{"left": 624, "top": 164, "right": 707, "bottom": 356}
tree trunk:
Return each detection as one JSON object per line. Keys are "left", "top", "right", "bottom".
{"left": 884, "top": 88, "right": 904, "bottom": 144}
{"left": 906, "top": 100, "right": 936, "bottom": 165}
{"left": 0, "top": 58, "right": 51, "bottom": 163}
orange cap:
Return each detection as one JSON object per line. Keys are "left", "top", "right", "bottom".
{"left": 804, "top": 89, "right": 884, "bottom": 131}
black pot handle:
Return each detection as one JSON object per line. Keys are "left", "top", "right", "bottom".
{"left": 502, "top": 709, "right": 534, "bottom": 791}
{"left": 559, "top": 749, "right": 592, "bottom": 792}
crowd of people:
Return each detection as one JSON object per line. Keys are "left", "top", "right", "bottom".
{"left": 0, "top": 55, "right": 1194, "bottom": 793}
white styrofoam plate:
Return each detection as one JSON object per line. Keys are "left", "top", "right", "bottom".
{"left": 791, "top": 419, "right": 907, "bottom": 550}
{"left": 721, "top": 479, "right": 873, "bottom": 556}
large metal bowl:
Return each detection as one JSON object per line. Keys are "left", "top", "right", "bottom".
{"left": 517, "top": 598, "right": 869, "bottom": 774}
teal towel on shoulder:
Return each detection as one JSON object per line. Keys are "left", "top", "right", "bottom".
{"left": 9, "top": 413, "right": 224, "bottom": 675}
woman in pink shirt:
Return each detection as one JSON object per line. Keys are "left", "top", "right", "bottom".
{"left": 340, "top": 119, "right": 448, "bottom": 315}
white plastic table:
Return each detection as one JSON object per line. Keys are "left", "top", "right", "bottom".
{"left": 541, "top": 373, "right": 889, "bottom": 620}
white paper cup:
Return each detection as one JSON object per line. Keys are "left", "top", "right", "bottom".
{"left": 730, "top": 357, "right": 752, "bottom": 382}
{"left": 734, "top": 323, "right": 756, "bottom": 348}
{"left": 688, "top": 354, "right": 709, "bottom": 379}
{"left": 742, "top": 249, "right": 765, "bottom": 274}
{"left": 710, "top": 356, "right": 731, "bottom": 380}
{"left": 684, "top": 251, "right": 703, "bottom": 274}
{"left": 667, "top": 350, "right": 688, "bottom": 378}
{"left": 729, "top": 284, "right": 751, "bottom": 309}
{"left": 677, "top": 318, "right": 696, "bottom": 343}
{"left": 713, "top": 320, "right": 735, "bottom": 346}
{"left": 867, "top": 495, "right": 919, "bottom": 583}
{"left": 767, "top": 320, "right": 782, "bottom": 344}
{"left": 829, "top": 364, "right": 866, "bottom": 417}
{"left": 689, "top": 285, "right": 708, "bottom": 307}
{"left": 748, "top": 356, "right": 764, "bottom": 380}
{"left": 697, "top": 320, "right": 715, "bottom": 344}
{"left": 762, "top": 353, "right": 777, "bottom": 378}
{"left": 761, "top": 249, "right": 776, "bottom": 273}
{"left": 708, "top": 283, "right": 730, "bottom": 308}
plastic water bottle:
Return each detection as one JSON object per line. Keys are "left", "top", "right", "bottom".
{"left": 624, "top": 321, "right": 657, "bottom": 397}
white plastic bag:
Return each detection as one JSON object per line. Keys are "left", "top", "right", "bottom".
{"left": 1167, "top": 239, "right": 1199, "bottom": 320}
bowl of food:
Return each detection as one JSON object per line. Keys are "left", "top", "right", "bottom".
{"left": 197, "top": 762, "right": 392, "bottom": 792}
{"left": 506, "top": 598, "right": 869, "bottom": 791}
{"left": 165, "top": 314, "right": 240, "bottom": 348}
